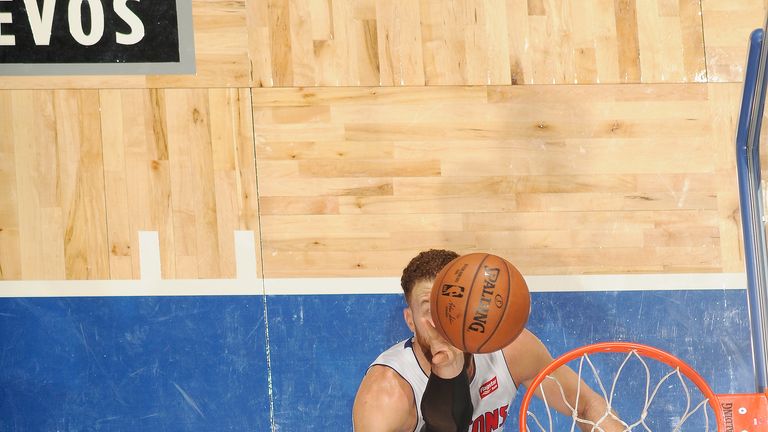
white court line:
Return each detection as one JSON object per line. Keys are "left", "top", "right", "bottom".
{"left": 0, "top": 273, "right": 748, "bottom": 297}
{"left": 139, "top": 231, "right": 161, "bottom": 280}
{"left": 0, "top": 230, "right": 749, "bottom": 297}
{"left": 524, "top": 272, "right": 747, "bottom": 293}
{"left": 234, "top": 231, "right": 258, "bottom": 280}
{"left": 0, "top": 279, "right": 263, "bottom": 297}
{"left": 264, "top": 277, "right": 400, "bottom": 295}
{"left": 262, "top": 273, "right": 748, "bottom": 295}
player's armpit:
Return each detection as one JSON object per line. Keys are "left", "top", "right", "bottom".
{"left": 352, "top": 365, "right": 417, "bottom": 432}
{"left": 500, "top": 328, "right": 552, "bottom": 388}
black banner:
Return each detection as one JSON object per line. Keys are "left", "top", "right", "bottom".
{"left": 0, "top": 0, "right": 180, "bottom": 63}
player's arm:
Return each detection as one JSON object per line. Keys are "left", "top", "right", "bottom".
{"left": 421, "top": 359, "right": 473, "bottom": 432}
{"left": 418, "top": 315, "right": 473, "bottom": 432}
{"left": 502, "top": 330, "right": 626, "bottom": 432}
{"left": 352, "top": 365, "right": 417, "bottom": 432}
{"left": 544, "top": 364, "right": 625, "bottom": 431}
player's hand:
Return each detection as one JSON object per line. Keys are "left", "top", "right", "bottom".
{"left": 419, "top": 315, "right": 467, "bottom": 379}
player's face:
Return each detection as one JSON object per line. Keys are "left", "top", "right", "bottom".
{"left": 409, "top": 279, "right": 431, "bottom": 322}
{"left": 407, "top": 280, "right": 443, "bottom": 359}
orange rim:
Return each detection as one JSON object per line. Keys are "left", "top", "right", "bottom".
{"left": 518, "top": 342, "right": 725, "bottom": 432}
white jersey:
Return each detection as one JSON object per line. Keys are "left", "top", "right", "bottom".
{"left": 370, "top": 338, "right": 518, "bottom": 432}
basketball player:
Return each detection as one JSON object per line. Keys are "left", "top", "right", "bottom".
{"left": 352, "top": 249, "right": 625, "bottom": 432}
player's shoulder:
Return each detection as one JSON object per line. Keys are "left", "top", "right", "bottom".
{"left": 376, "top": 338, "right": 412, "bottom": 358}
{"left": 502, "top": 328, "right": 545, "bottom": 354}
{"left": 358, "top": 364, "right": 415, "bottom": 405}
{"left": 353, "top": 365, "right": 416, "bottom": 431}
{"left": 500, "top": 329, "right": 554, "bottom": 385}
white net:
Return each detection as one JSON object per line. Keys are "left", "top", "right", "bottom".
{"left": 523, "top": 349, "right": 717, "bottom": 432}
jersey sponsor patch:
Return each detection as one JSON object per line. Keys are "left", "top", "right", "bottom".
{"left": 479, "top": 376, "right": 498, "bottom": 399}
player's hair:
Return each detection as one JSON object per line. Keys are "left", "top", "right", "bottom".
{"left": 400, "top": 249, "right": 459, "bottom": 302}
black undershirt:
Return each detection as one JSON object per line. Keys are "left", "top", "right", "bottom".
{"left": 421, "top": 360, "right": 473, "bottom": 432}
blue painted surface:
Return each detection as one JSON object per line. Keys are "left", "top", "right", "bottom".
{"left": 266, "top": 294, "right": 408, "bottom": 432}
{"left": 0, "top": 289, "right": 753, "bottom": 431}
{"left": 267, "top": 290, "right": 752, "bottom": 431}
{"left": 0, "top": 297, "right": 271, "bottom": 432}
{"left": 527, "top": 291, "right": 753, "bottom": 394}
{"left": 520, "top": 291, "right": 753, "bottom": 431}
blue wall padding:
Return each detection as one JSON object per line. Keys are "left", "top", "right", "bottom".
{"left": 0, "top": 290, "right": 753, "bottom": 431}
{"left": 0, "top": 297, "right": 271, "bottom": 432}
{"left": 267, "top": 290, "right": 752, "bottom": 431}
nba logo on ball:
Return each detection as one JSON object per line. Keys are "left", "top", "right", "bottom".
{"left": 440, "top": 284, "right": 465, "bottom": 298}
{"left": 430, "top": 253, "right": 531, "bottom": 353}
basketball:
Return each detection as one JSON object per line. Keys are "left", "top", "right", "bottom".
{"left": 429, "top": 253, "right": 531, "bottom": 353}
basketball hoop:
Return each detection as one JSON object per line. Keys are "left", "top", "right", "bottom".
{"left": 518, "top": 342, "right": 768, "bottom": 431}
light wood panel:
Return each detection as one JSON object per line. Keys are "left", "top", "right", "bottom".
{"left": 3, "top": 2, "right": 766, "bottom": 281}
{"left": 702, "top": 0, "right": 768, "bottom": 82}
{"left": 99, "top": 88, "right": 261, "bottom": 279}
{"left": 1, "top": 89, "right": 260, "bottom": 280}
{"left": 0, "top": 0, "right": 736, "bottom": 89}
{"left": 6, "top": 0, "right": 768, "bottom": 88}
{"left": 253, "top": 85, "right": 743, "bottom": 277}
{"left": 0, "top": 92, "right": 21, "bottom": 279}
{"left": 0, "top": 84, "right": 753, "bottom": 279}
{"left": 99, "top": 89, "right": 176, "bottom": 279}
{"left": 0, "top": 90, "right": 109, "bottom": 279}
{"left": 250, "top": 0, "right": 708, "bottom": 86}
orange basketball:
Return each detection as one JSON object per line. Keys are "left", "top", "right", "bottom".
{"left": 429, "top": 253, "right": 531, "bottom": 353}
